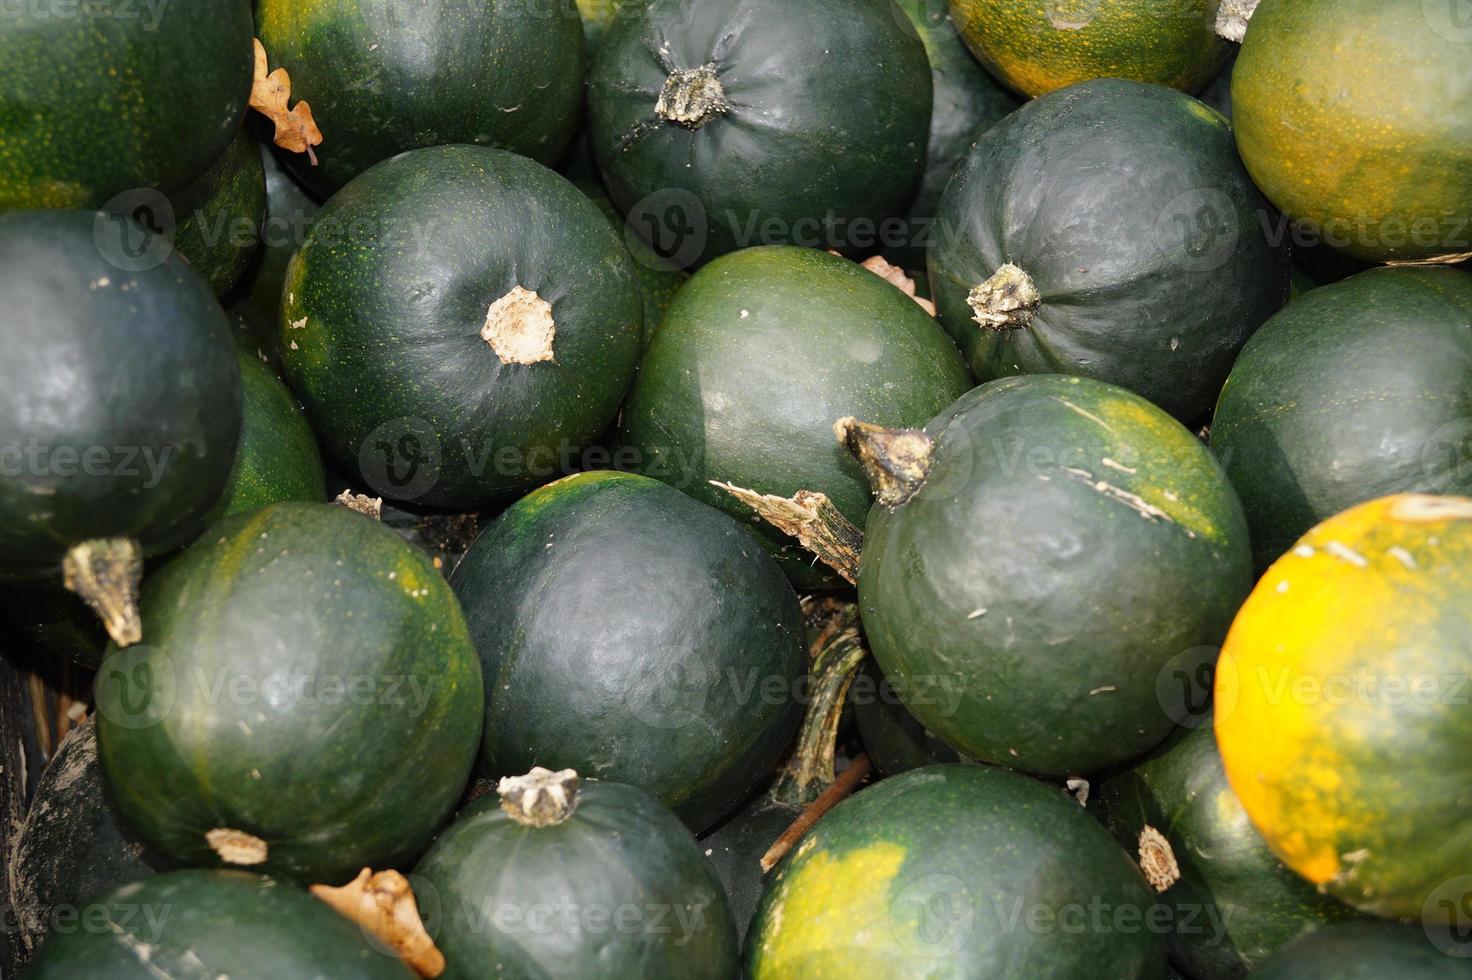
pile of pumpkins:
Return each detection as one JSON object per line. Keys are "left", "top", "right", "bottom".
{"left": 1, "top": 0, "right": 1469, "bottom": 977}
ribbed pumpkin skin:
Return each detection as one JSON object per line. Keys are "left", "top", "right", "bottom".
{"left": 280, "top": 145, "right": 642, "bottom": 508}
{"left": 168, "top": 126, "right": 266, "bottom": 297}
{"left": 450, "top": 471, "right": 805, "bottom": 833}
{"left": 858, "top": 376, "right": 1252, "bottom": 777}
{"left": 1216, "top": 495, "right": 1472, "bottom": 920}
{"left": 0, "top": 2, "right": 253, "bottom": 209}
{"left": 587, "top": 0, "right": 932, "bottom": 263}
{"left": 1233, "top": 0, "right": 1472, "bottom": 263}
{"left": 415, "top": 780, "right": 740, "bottom": 979}
{"left": 929, "top": 78, "right": 1289, "bottom": 424}
{"left": 1211, "top": 266, "right": 1472, "bottom": 570}
{"left": 1093, "top": 725, "right": 1360, "bottom": 978}
{"left": 1252, "top": 923, "right": 1472, "bottom": 980}
{"left": 746, "top": 765, "right": 1168, "bottom": 978}
{"left": 95, "top": 503, "right": 484, "bottom": 885}
{"left": 949, "top": 0, "right": 1232, "bottom": 98}
{"left": 23, "top": 870, "right": 414, "bottom": 978}
{"left": 0, "top": 210, "right": 242, "bottom": 580}
{"left": 256, "top": 0, "right": 586, "bottom": 196}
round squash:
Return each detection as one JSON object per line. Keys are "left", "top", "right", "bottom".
{"left": 95, "top": 502, "right": 484, "bottom": 885}
{"left": 0, "top": 1, "right": 253, "bottom": 209}
{"left": 930, "top": 77, "right": 1290, "bottom": 423}
{"left": 416, "top": 768, "right": 738, "bottom": 979}
{"left": 0, "top": 210, "right": 242, "bottom": 646}
{"left": 1211, "top": 266, "right": 1472, "bottom": 570}
{"left": 949, "top": 0, "right": 1234, "bottom": 98}
{"left": 587, "top": 0, "right": 932, "bottom": 264}
{"left": 206, "top": 351, "right": 327, "bottom": 523}
{"left": 255, "top": 0, "right": 585, "bottom": 196}
{"left": 1252, "top": 922, "right": 1471, "bottom": 979}
{"left": 23, "top": 869, "right": 413, "bottom": 978}
{"left": 700, "top": 793, "right": 801, "bottom": 943}
{"left": 851, "top": 661, "right": 963, "bottom": 777}
{"left": 450, "top": 471, "right": 804, "bottom": 833}
{"left": 1093, "top": 724, "right": 1360, "bottom": 978}
{"left": 281, "top": 144, "right": 642, "bottom": 509}
{"left": 746, "top": 764, "right": 1168, "bottom": 977}
{"left": 165, "top": 126, "right": 266, "bottom": 296}
{"left": 242, "top": 145, "right": 320, "bottom": 329}
{"left": 1232, "top": 0, "right": 1472, "bottom": 264}
{"left": 622, "top": 245, "right": 970, "bottom": 589}
{"left": 856, "top": 375, "right": 1253, "bottom": 777}
{"left": 1216, "top": 494, "right": 1472, "bottom": 920}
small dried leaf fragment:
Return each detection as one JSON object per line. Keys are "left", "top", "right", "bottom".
{"left": 250, "top": 38, "right": 324, "bottom": 164}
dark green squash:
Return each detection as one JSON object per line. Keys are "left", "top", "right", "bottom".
{"left": 95, "top": 502, "right": 484, "bottom": 885}
{"left": 0, "top": 210, "right": 242, "bottom": 646}
{"left": 622, "top": 245, "right": 970, "bottom": 589}
{"left": 23, "top": 869, "right": 414, "bottom": 978}
{"left": 1233, "top": 0, "right": 1472, "bottom": 263}
{"left": 0, "top": 1, "right": 253, "bottom": 209}
{"left": 1210, "top": 266, "right": 1472, "bottom": 570}
{"left": 851, "top": 661, "right": 962, "bottom": 777}
{"left": 1093, "top": 724, "right": 1360, "bottom": 978}
{"left": 415, "top": 768, "right": 739, "bottom": 979}
{"left": 449, "top": 471, "right": 804, "bottom": 833}
{"left": 241, "top": 144, "right": 320, "bottom": 328}
{"left": 746, "top": 764, "right": 1169, "bottom": 977}
{"left": 700, "top": 794, "right": 799, "bottom": 944}
{"left": 949, "top": 0, "right": 1235, "bottom": 98}
{"left": 206, "top": 352, "right": 326, "bottom": 522}
{"left": 1251, "top": 922, "right": 1472, "bottom": 979}
{"left": 929, "top": 77, "right": 1290, "bottom": 424}
{"left": 256, "top": 0, "right": 586, "bottom": 196}
{"left": 9, "top": 718, "right": 164, "bottom": 959}
{"left": 855, "top": 375, "right": 1252, "bottom": 777}
{"left": 164, "top": 126, "right": 266, "bottom": 296}
{"left": 281, "top": 144, "right": 642, "bottom": 508}
{"left": 577, "top": 181, "right": 688, "bottom": 350}
{"left": 587, "top": 0, "right": 932, "bottom": 264}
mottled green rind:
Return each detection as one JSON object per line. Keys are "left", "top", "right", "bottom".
{"left": 622, "top": 245, "right": 970, "bottom": 589}
{"left": 699, "top": 794, "right": 800, "bottom": 944}
{"left": 1093, "top": 725, "right": 1360, "bottom": 978}
{"left": 579, "top": 181, "right": 688, "bottom": 349}
{"left": 1251, "top": 923, "right": 1472, "bottom": 980}
{"left": 851, "top": 660, "right": 962, "bottom": 778}
{"left": 588, "top": 0, "right": 932, "bottom": 263}
{"left": 168, "top": 126, "right": 266, "bottom": 296}
{"left": 858, "top": 376, "right": 1252, "bottom": 777}
{"left": 415, "top": 780, "right": 739, "bottom": 979}
{"left": 1210, "top": 267, "right": 1472, "bottom": 570}
{"left": 23, "top": 870, "right": 414, "bottom": 978}
{"left": 0, "top": 211, "right": 241, "bottom": 580}
{"left": 0, "top": 2, "right": 253, "bottom": 209}
{"left": 95, "top": 502, "right": 484, "bottom": 884}
{"left": 747, "top": 765, "right": 1168, "bottom": 978}
{"left": 242, "top": 144, "right": 320, "bottom": 328}
{"left": 281, "top": 144, "right": 642, "bottom": 508}
{"left": 207, "top": 352, "right": 326, "bottom": 522}
{"left": 256, "top": 0, "right": 586, "bottom": 196}
{"left": 450, "top": 471, "right": 804, "bottom": 833}
{"left": 930, "top": 78, "right": 1289, "bottom": 424}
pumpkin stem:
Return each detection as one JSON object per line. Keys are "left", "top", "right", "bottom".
{"left": 1214, "top": 0, "right": 1261, "bottom": 42}
{"left": 968, "top": 263, "right": 1041, "bottom": 330}
{"left": 205, "top": 827, "right": 269, "bottom": 865}
{"left": 770, "top": 603, "right": 867, "bottom": 809}
{"left": 656, "top": 64, "right": 728, "bottom": 129}
{"left": 333, "top": 489, "right": 383, "bottom": 520}
{"left": 710, "top": 482, "right": 863, "bottom": 583}
{"left": 312, "top": 868, "right": 446, "bottom": 978}
{"left": 834, "top": 417, "right": 932, "bottom": 508}
{"left": 61, "top": 538, "right": 143, "bottom": 648}
{"left": 760, "top": 754, "right": 871, "bottom": 873}
{"left": 1137, "top": 825, "right": 1181, "bottom": 892}
{"left": 482, "top": 285, "right": 556, "bottom": 365}
{"left": 498, "top": 767, "right": 579, "bottom": 827}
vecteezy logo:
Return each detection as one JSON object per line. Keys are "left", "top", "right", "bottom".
{"left": 1420, "top": 418, "right": 1472, "bottom": 493}
{"left": 1424, "top": 0, "right": 1472, "bottom": 43}
{"left": 1153, "top": 187, "right": 1241, "bottom": 274}
{"left": 1424, "top": 875, "right": 1472, "bottom": 957}
{"left": 1156, "top": 645, "right": 1226, "bottom": 729}
{"left": 93, "top": 188, "right": 175, "bottom": 273}
{"left": 94, "top": 645, "right": 176, "bottom": 730}
{"left": 890, "top": 874, "right": 975, "bottom": 957}
{"left": 357, "top": 417, "right": 442, "bottom": 502}
{"left": 624, "top": 187, "right": 707, "bottom": 270}
{"left": 1045, "top": 0, "right": 1102, "bottom": 30}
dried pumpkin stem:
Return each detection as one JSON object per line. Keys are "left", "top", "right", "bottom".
{"left": 312, "top": 868, "right": 446, "bottom": 978}
{"left": 711, "top": 482, "right": 863, "bottom": 584}
{"left": 761, "top": 754, "right": 871, "bottom": 873}
{"left": 498, "top": 767, "right": 579, "bottom": 827}
{"left": 834, "top": 417, "right": 933, "bottom": 508}
{"left": 61, "top": 537, "right": 143, "bottom": 648}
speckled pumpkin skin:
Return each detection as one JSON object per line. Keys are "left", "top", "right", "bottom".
{"left": 1216, "top": 494, "right": 1472, "bottom": 919}
{"left": 169, "top": 127, "right": 266, "bottom": 297}
{"left": 0, "top": 1, "right": 253, "bottom": 209}
{"left": 1232, "top": 0, "right": 1472, "bottom": 263}
{"left": 746, "top": 765, "right": 1168, "bottom": 978}
{"left": 949, "top": 0, "right": 1232, "bottom": 98}
{"left": 95, "top": 502, "right": 484, "bottom": 885}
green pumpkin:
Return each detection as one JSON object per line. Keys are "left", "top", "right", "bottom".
{"left": 450, "top": 471, "right": 804, "bottom": 833}
{"left": 281, "top": 145, "right": 642, "bottom": 508}
{"left": 856, "top": 375, "right": 1252, "bottom": 777}
{"left": 415, "top": 769, "right": 739, "bottom": 979}
{"left": 95, "top": 502, "right": 484, "bottom": 884}
{"left": 241, "top": 144, "right": 320, "bottom": 329}
{"left": 165, "top": 126, "right": 266, "bottom": 296}
{"left": 622, "top": 245, "right": 970, "bottom": 589}
{"left": 851, "top": 661, "right": 963, "bottom": 778}
{"left": 1211, "top": 266, "right": 1472, "bottom": 570}
{"left": 0, "top": 1, "right": 253, "bottom": 209}
{"left": 930, "top": 78, "right": 1290, "bottom": 423}
{"left": 255, "top": 0, "right": 585, "bottom": 196}
{"left": 1251, "top": 923, "right": 1472, "bottom": 979}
